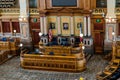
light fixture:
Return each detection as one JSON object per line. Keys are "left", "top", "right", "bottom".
{"left": 19, "top": 43, "right": 23, "bottom": 47}
{"left": 80, "top": 33, "right": 83, "bottom": 43}
{"left": 80, "top": 33, "right": 83, "bottom": 37}
{"left": 19, "top": 18, "right": 22, "bottom": 21}
{"left": 19, "top": 16, "right": 28, "bottom": 22}
{"left": 112, "top": 32, "right": 115, "bottom": 36}
{"left": 13, "top": 30, "right": 16, "bottom": 33}
{"left": 39, "top": 32, "right": 42, "bottom": 36}
{"left": 105, "top": 17, "right": 117, "bottom": 23}
{"left": 82, "top": 46, "right": 85, "bottom": 50}
{"left": 102, "top": 12, "right": 105, "bottom": 17}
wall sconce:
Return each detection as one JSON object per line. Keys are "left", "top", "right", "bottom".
{"left": 13, "top": 30, "right": 16, "bottom": 33}
{"left": 13, "top": 30, "right": 16, "bottom": 36}
{"left": 102, "top": 12, "right": 105, "bottom": 17}
{"left": 82, "top": 46, "right": 85, "bottom": 50}
{"left": 19, "top": 16, "right": 28, "bottom": 22}
{"left": 112, "top": 31, "right": 115, "bottom": 36}
{"left": 19, "top": 43, "right": 23, "bottom": 54}
{"left": 39, "top": 32, "right": 43, "bottom": 42}
{"left": 112, "top": 31, "right": 115, "bottom": 41}
{"left": 105, "top": 17, "right": 117, "bottom": 23}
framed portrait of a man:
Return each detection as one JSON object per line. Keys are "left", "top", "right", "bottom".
{"left": 50, "top": 23, "right": 55, "bottom": 29}
{"left": 63, "top": 23, "right": 69, "bottom": 30}
{"left": 77, "top": 22, "right": 82, "bottom": 29}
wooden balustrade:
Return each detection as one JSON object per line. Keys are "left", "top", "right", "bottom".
{"left": 44, "top": 46, "right": 72, "bottom": 56}
{"left": 21, "top": 54, "right": 86, "bottom": 72}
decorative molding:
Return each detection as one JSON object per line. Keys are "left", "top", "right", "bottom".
{"left": 0, "top": 0, "right": 16, "bottom": 8}
{"left": 92, "top": 8, "right": 106, "bottom": 15}
{"left": 29, "top": 8, "right": 39, "bottom": 16}
{"left": 115, "top": 8, "right": 120, "bottom": 15}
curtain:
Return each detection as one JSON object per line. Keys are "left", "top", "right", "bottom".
{"left": 12, "top": 22, "right": 20, "bottom": 33}
{"left": 2, "top": 22, "right": 10, "bottom": 33}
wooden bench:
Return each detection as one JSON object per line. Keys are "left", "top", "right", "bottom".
{"left": 96, "top": 59, "right": 119, "bottom": 80}
{"left": 0, "top": 41, "right": 19, "bottom": 55}
{"left": 0, "top": 50, "right": 9, "bottom": 65}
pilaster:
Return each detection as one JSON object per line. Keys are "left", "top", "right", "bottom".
{"left": 19, "top": 0, "right": 32, "bottom": 50}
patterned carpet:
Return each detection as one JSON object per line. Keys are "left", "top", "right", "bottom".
{"left": 0, "top": 55, "right": 109, "bottom": 80}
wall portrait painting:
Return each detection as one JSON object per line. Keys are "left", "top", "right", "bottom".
{"left": 50, "top": 23, "right": 55, "bottom": 29}
{"left": 63, "top": 23, "right": 69, "bottom": 30}
{"left": 77, "top": 22, "right": 83, "bottom": 33}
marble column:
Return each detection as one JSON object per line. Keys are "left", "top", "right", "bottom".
{"left": 0, "top": 20, "right": 3, "bottom": 35}
{"left": 84, "top": 16, "right": 87, "bottom": 36}
{"left": 43, "top": 16, "right": 47, "bottom": 35}
{"left": 88, "top": 16, "right": 91, "bottom": 36}
{"left": 57, "top": 16, "right": 61, "bottom": 35}
{"left": 19, "top": 0, "right": 32, "bottom": 49}
{"left": 40, "top": 17, "right": 44, "bottom": 34}
{"left": 106, "top": 0, "right": 116, "bottom": 19}
{"left": 10, "top": 20, "right": 13, "bottom": 35}
{"left": 19, "top": 0, "right": 30, "bottom": 39}
{"left": 105, "top": 0, "right": 116, "bottom": 41}
{"left": 70, "top": 16, "right": 74, "bottom": 35}
{"left": 19, "top": 0, "right": 29, "bottom": 17}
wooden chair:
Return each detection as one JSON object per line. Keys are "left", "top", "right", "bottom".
{"left": 96, "top": 71, "right": 111, "bottom": 80}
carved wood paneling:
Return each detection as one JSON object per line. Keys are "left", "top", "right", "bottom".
{"left": 83, "top": 0, "right": 91, "bottom": 10}
{"left": 94, "top": 23, "right": 104, "bottom": 31}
